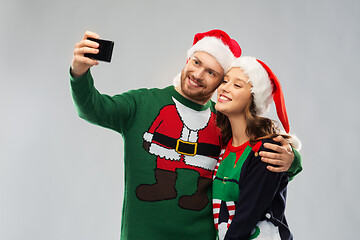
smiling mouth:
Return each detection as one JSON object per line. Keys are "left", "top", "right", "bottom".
{"left": 188, "top": 76, "right": 202, "bottom": 88}
{"left": 218, "top": 94, "right": 231, "bottom": 102}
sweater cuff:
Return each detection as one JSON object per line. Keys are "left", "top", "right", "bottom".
{"left": 287, "top": 147, "right": 303, "bottom": 181}
{"left": 69, "top": 68, "right": 91, "bottom": 83}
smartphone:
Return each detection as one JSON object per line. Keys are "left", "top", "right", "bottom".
{"left": 84, "top": 37, "right": 114, "bottom": 63}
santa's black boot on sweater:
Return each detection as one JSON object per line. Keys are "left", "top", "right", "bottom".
{"left": 136, "top": 169, "right": 177, "bottom": 201}
{"left": 178, "top": 177, "right": 212, "bottom": 211}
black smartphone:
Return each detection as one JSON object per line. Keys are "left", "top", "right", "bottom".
{"left": 84, "top": 37, "right": 114, "bottom": 63}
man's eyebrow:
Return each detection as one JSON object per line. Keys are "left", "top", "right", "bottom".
{"left": 191, "top": 56, "right": 201, "bottom": 63}
{"left": 192, "top": 55, "right": 221, "bottom": 76}
{"left": 206, "top": 67, "right": 221, "bottom": 76}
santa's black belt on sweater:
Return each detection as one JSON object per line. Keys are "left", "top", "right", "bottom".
{"left": 152, "top": 132, "right": 220, "bottom": 158}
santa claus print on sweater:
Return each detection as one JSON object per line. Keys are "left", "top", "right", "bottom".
{"left": 136, "top": 97, "right": 221, "bottom": 211}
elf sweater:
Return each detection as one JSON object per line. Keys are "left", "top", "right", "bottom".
{"left": 70, "top": 70, "right": 302, "bottom": 240}
{"left": 213, "top": 138, "right": 292, "bottom": 240}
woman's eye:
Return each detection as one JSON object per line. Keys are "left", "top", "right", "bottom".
{"left": 235, "top": 84, "right": 241, "bottom": 88}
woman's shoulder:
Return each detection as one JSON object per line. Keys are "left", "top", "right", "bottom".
{"left": 251, "top": 137, "right": 280, "bottom": 153}
{"left": 259, "top": 137, "right": 280, "bottom": 145}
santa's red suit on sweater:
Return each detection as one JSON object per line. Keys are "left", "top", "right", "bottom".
{"left": 143, "top": 97, "right": 221, "bottom": 178}
{"left": 136, "top": 97, "right": 221, "bottom": 211}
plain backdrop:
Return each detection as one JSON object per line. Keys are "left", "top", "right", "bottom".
{"left": 1, "top": 0, "right": 359, "bottom": 239}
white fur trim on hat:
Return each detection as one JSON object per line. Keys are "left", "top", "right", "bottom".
{"left": 173, "top": 73, "right": 181, "bottom": 86}
{"left": 187, "top": 37, "right": 235, "bottom": 73}
{"left": 231, "top": 56, "right": 273, "bottom": 115}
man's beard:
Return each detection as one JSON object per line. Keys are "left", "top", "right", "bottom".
{"left": 179, "top": 70, "right": 216, "bottom": 103}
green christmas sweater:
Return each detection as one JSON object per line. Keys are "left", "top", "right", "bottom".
{"left": 70, "top": 70, "right": 302, "bottom": 240}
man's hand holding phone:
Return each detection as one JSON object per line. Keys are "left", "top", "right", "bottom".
{"left": 71, "top": 31, "right": 114, "bottom": 78}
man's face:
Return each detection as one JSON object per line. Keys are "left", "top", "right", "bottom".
{"left": 177, "top": 51, "right": 224, "bottom": 105}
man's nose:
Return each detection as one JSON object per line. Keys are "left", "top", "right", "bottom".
{"left": 193, "top": 68, "right": 205, "bottom": 80}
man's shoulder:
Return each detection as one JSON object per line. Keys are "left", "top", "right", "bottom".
{"left": 120, "top": 85, "right": 173, "bottom": 97}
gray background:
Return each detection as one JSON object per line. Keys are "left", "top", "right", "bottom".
{"left": 1, "top": 0, "right": 359, "bottom": 239}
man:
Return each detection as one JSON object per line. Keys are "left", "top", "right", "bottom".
{"left": 70, "top": 29, "right": 302, "bottom": 240}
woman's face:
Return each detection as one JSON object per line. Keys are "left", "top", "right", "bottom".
{"left": 215, "top": 67, "right": 253, "bottom": 117}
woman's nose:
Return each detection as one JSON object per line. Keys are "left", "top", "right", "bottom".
{"left": 222, "top": 82, "right": 230, "bottom": 92}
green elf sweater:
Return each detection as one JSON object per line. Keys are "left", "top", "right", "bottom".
{"left": 70, "top": 70, "right": 302, "bottom": 240}
{"left": 213, "top": 139, "right": 293, "bottom": 240}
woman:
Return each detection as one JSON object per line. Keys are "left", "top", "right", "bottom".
{"left": 212, "top": 56, "right": 300, "bottom": 240}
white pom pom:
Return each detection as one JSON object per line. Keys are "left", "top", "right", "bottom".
{"left": 288, "top": 134, "right": 302, "bottom": 151}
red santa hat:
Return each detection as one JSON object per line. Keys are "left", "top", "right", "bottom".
{"left": 174, "top": 30, "right": 241, "bottom": 86}
{"left": 231, "top": 56, "right": 290, "bottom": 133}
{"left": 187, "top": 29, "right": 241, "bottom": 72}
